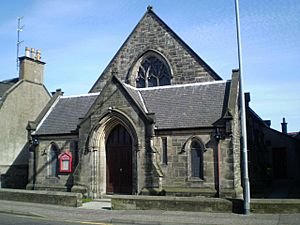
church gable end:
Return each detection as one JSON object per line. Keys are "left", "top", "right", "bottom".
{"left": 90, "top": 7, "right": 221, "bottom": 93}
{"left": 85, "top": 76, "right": 150, "bottom": 129}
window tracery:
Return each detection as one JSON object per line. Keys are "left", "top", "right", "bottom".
{"left": 135, "top": 54, "right": 171, "bottom": 88}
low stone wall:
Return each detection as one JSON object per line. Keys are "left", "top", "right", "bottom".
{"left": 111, "top": 195, "right": 233, "bottom": 212}
{"left": 0, "top": 188, "right": 82, "bottom": 207}
{"left": 112, "top": 195, "right": 300, "bottom": 214}
{"left": 251, "top": 199, "right": 300, "bottom": 214}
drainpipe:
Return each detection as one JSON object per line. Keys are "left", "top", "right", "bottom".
{"left": 31, "top": 137, "right": 39, "bottom": 190}
{"left": 215, "top": 128, "right": 222, "bottom": 197}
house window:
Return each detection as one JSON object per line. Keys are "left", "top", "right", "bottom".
{"left": 162, "top": 137, "right": 168, "bottom": 165}
{"left": 136, "top": 54, "right": 171, "bottom": 88}
{"left": 191, "top": 140, "right": 203, "bottom": 179}
{"left": 49, "top": 144, "right": 59, "bottom": 177}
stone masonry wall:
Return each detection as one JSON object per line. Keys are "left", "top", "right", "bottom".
{"left": 31, "top": 137, "right": 78, "bottom": 191}
{"left": 153, "top": 131, "right": 218, "bottom": 196}
{"left": 232, "top": 104, "right": 243, "bottom": 197}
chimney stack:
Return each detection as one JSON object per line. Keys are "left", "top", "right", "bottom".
{"left": 281, "top": 117, "right": 287, "bottom": 134}
{"left": 19, "top": 46, "right": 45, "bottom": 84}
{"left": 264, "top": 120, "right": 271, "bottom": 127}
{"left": 244, "top": 92, "right": 251, "bottom": 107}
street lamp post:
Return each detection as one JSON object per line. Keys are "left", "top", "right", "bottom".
{"left": 234, "top": 0, "right": 251, "bottom": 215}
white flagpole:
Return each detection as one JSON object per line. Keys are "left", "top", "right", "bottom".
{"left": 234, "top": 0, "right": 250, "bottom": 215}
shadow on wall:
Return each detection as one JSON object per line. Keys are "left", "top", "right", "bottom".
{"left": 26, "top": 141, "right": 76, "bottom": 192}
{"left": 0, "top": 143, "right": 30, "bottom": 189}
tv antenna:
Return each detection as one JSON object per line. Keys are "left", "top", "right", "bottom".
{"left": 16, "top": 16, "right": 24, "bottom": 71}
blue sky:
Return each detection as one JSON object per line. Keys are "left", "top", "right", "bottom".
{"left": 0, "top": 0, "right": 299, "bottom": 132}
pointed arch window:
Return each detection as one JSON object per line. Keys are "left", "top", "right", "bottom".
{"left": 135, "top": 53, "right": 171, "bottom": 88}
{"left": 49, "top": 144, "right": 59, "bottom": 177}
{"left": 191, "top": 139, "right": 204, "bottom": 179}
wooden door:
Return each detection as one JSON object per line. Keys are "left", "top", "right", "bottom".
{"left": 106, "top": 124, "right": 132, "bottom": 194}
{"left": 272, "top": 148, "right": 287, "bottom": 179}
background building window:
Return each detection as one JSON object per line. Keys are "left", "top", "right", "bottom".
{"left": 162, "top": 137, "right": 168, "bottom": 165}
{"left": 191, "top": 140, "right": 203, "bottom": 179}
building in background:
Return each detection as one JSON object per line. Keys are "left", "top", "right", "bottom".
{"left": 246, "top": 101, "right": 300, "bottom": 197}
{"left": 0, "top": 48, "right": 51, "bottom": 188}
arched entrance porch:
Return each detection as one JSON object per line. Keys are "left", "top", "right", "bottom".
{"left": 88, "top": 110, "right": 138, "bottom": 198}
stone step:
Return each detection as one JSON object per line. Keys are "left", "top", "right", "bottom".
{"left": 93, "top": 198, "right": 111, "bottom": 202}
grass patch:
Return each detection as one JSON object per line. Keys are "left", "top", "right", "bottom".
{"left": 82, "top": 197, "right": 92, "bottom": 203}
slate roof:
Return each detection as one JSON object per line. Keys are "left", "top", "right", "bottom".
{"left": 124, "top": 81, "right": 230, "bottom": 129}
{"left": 35, "top": 81, "right": 230, "bottom": 135}
{"left": 35, "top": 93, "right": 98, "bottom": 135}
{"left": 0, "top": 78, "right": 19, "bottom": 98}
{"left": 123, "top": 83, "right": 147, "bottom": 112}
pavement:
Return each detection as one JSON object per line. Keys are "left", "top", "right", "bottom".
{"left": 0, "top": 199, "right": 300, "bottom": 225}
{"left": 80, "top": 198, "right": 112, "bottom": 210}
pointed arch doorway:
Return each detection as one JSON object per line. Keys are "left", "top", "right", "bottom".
{"left": 106, "top": 124, "right": 133, "bottom": 194}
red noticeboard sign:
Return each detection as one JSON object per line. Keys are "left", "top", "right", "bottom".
{"left": 59, "top": 152, "right": 72, "bottom": 173}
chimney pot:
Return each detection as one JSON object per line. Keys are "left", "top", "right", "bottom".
{"left": 30, "top": 48, "right": 35, "bottom": 58}
{"left": 36, "top": 50, "right": 41, "bottom": 61}
{"left": 51, "top": 88, "right": 63, "bottom": 96}
{"left": 25, "top": 47, "right": 30, "bottom": 57}
{"left": 19, "top": 47, "right": 45, "bottom": 84}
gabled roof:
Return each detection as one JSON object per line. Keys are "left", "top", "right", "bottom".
{"left": 0, "top": 78, "right": 19, "bottom": 98}
{"left": 90, "top": 7, "right": 221, "bottom": 93}
{"left": 124, "top": 81, "right": 230, "bottom": 129}
{"left": 144, "top": 8, "right": 221, "bottom": 81}
{"left": 247, "top": 107, "right": 300, "bottom": 142}
{"left": 288, "top": 132, "right": 300, "bottom": 138}
{"left": 34, "top": 93, "right": 99, "bottom": 135}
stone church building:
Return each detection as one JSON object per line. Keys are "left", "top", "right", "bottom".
{"left": 27, "top": 7, "right": 297, "bottom": 199}
{"left": 27, "top": 8, "right": 243, "bottom": 198}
